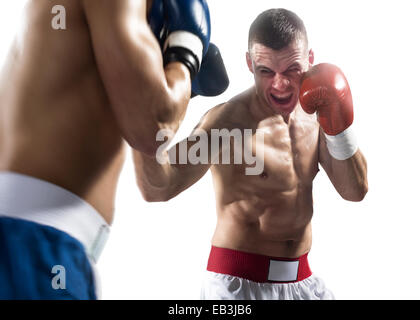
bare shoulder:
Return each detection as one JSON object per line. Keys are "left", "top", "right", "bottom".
{"left": 199, "top": 89, "right": 254, "bottom": 131}
{"left": 82, "top": 0, "right": 148, "bottom": 26}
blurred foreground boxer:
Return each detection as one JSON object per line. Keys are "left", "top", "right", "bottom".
{"left": 136, "top": 8, "right": 368, "bottom": 300}
{"left": 0, "top": 0, "right": 228, "bottom": 299}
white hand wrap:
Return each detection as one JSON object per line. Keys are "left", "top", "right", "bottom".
{"left": 164, "top": 31, "right": 203, "bottom": 66}
{"left": 324, "top": 125, "right": 358, "bottom": 160}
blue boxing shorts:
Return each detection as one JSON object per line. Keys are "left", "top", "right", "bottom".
{"left": 0, "top": 171, "right": 110, "bottom": 300}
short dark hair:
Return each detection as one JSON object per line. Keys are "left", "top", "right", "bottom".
{"left": 248, "top": 8, "right": 308, "bottom": 51}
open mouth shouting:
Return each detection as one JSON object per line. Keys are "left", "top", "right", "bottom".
{"left": 270, "top": 93, "right": 293, "bottom": 105}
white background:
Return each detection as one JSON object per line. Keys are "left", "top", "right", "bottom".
{"left": 1, "top": 0, "right": 420, "bottom": 300}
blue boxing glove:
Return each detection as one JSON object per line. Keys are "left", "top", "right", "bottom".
{"left": 148, "top": 0, "right": 211, "bottom": 79}
{"left": 192, "top": 43, "right": 229, "bottom": 97}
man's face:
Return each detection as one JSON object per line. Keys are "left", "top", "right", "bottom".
{"left": 247, "top": 40, "right": 313, "bottom": 116}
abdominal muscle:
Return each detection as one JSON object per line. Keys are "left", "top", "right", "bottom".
{"left": 211, "top": 182, "right": 314, "bottom": 258}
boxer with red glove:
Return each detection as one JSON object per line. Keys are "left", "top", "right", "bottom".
{"left": 135, "top": 8, "right": 368, "bottom": 301}
{"left": 299, "top": 63, "right": 358, "bottom": 160}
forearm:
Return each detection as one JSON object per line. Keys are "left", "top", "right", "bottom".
{"left": 319, "top": 126, "right": 368, "bottom": 202}
{"left": 161, "top": 62, "right": 191, "bottom": 132}
{"left": 133, "top": 129, "right": 214, "bottom": 202}
{"left": 329, "top": 149, "right": 368, "bottom": 202}
{"left": 84, "top": 0, "right": 191, "bottom": 156}
{"left": 133, "top": 149, "right": 174, "bottom": 202}
{"left": 99, "top": 31, "right": 191, "bottom": 156}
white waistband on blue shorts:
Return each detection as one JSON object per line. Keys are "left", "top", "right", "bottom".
{"left": 0, "top": 171, "right": 110, "bottom": 263}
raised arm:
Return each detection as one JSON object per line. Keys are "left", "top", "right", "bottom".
{"left": 82, "top": 0, "right": 210, "bottom": 156}
{"left": 300, "top": 63, "right": 368, "bottom": 201}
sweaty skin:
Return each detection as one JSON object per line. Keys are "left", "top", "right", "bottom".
{"left": 0, "top": 0, "right": 191, "bottom": 225}
{"left": 135, "top": 40, "right": 368, "bottom": 258}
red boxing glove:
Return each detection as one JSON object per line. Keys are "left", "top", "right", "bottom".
{"left": 299, "top": 63, "right": 358, "bottom": 160}
{"left": 299, "top": 63, "right": 353, "bottom": 136}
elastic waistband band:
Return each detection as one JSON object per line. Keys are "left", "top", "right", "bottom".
{"left": 0, "top": 171, "right": 110, "bottom": 262}
{"left": 207, "top": 246, "right": 312, "bottom": 283}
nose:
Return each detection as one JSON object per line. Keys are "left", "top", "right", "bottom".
{"left": 272, "top": 73, "right": 290, "bottom": 91}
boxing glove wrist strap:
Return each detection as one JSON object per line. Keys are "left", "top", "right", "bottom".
{"left": 164, "top": 31, "right": 203, "bottom": 78}
{"left": 324, "top": 125, "right": 358, "bottom": 160}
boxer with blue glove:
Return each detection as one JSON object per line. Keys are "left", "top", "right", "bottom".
{"left": 0, "top": 0, "right": 224, "bottom": 300}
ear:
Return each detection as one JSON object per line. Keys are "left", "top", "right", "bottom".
{"left": 308, "top": 49, "right": 314, "bottom": 66}
{"left": 246, "top": 52, "right": 254, "bottom": 74}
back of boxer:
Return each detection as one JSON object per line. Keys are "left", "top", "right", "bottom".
{"left": 0, "top": 0, "right": 224, "bottom": 299}
{"left": 135, "top": 8, "right": 368, "bottom": 300}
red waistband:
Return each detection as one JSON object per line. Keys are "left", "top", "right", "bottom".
{"left": 206, "top": 246, "right": 312, "bottom": 283}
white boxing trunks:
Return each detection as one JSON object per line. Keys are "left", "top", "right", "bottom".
{"left": 201, "top": 246, "right": 334, "bottom": 300}
{"left": 0, "top": 171, "right": 110, "bottom": 299}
